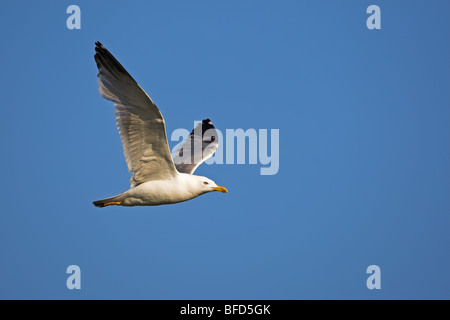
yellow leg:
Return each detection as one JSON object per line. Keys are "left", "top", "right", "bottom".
{"left": 103, "top": 201, "right": 122, "bottom": 207}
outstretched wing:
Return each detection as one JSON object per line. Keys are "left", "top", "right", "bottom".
{"left": 94, "top": 41, "right": 178, "bottom": 187}
{"left": 172, "top": 119, "right": 219, "bottom": 174}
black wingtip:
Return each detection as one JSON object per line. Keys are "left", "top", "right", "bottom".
{"left": 202, "top": 119, "right": 215, "bottom": 130}
{"left": 93, "top": 41, "right": 134, "bottom": 79}
{"left": 189, "top": 119, "right": 216, "bottom": 136}
{"left": 94, "top": 41, "right": 106, "bottom": 55}
{"left": 92, "top": 200, "right": 105, "bottom": 208}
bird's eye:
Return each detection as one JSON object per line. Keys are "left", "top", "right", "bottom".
{"left": 203, "top": 181, "right": 209, "bottom": 185}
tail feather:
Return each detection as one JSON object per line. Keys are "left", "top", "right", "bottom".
{"left": 93, "top": 194, "right": 124, "bottom": 208}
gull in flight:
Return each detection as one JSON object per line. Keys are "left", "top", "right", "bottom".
{"left": 92, "top": 42, "right": 228, "bottom": 207}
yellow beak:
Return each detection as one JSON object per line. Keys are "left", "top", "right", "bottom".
{"left": 212, "top": 186, "right": 228, "bottom": 193}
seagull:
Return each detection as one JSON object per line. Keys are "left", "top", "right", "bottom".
{"left": 92, "top": 42, "right": 228, "bottom": 207}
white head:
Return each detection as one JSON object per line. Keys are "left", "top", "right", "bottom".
{"left": 191, "top": 175, "right": 228, "bottom": 195}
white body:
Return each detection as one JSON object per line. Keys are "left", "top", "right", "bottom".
{"left": 120, "top": 173, "right": 210, "bottom": 206}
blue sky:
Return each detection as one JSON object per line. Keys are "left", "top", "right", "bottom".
{"left": 0, "top": 0, "right": 449, "bottom": 299}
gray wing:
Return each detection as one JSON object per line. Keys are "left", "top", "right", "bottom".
{"left": 172, "top": 119, "right": 219, "bottom": 174}
{"left": 94, "top": 42, "right": 178, "bottom": 187}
